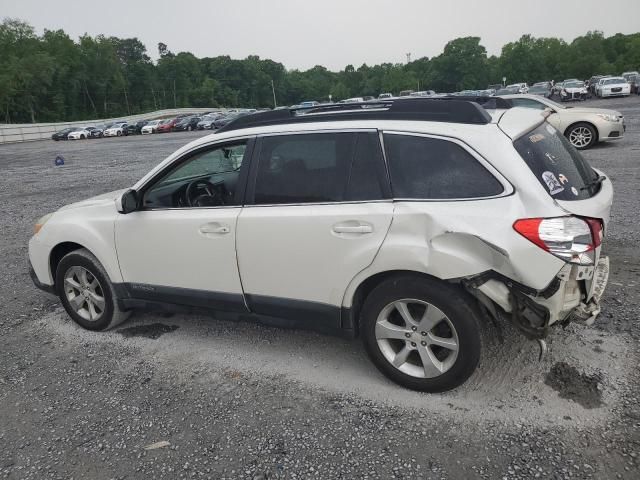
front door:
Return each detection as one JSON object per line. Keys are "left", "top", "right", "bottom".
{"left": 115, "top": 140, "right": 252, "bottom": 311}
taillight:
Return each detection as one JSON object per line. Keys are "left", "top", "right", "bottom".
{"left": 513, "top": 216, "right": 602, "bottom": 265}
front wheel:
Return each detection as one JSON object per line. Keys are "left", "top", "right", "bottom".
{"left": 566, "top": 122, "right": 597, "bottom": 150}
{"left": 56, "top": 248, "right": 130, "bottom": 331}
{"left": 361, "top": 275, "right": 481, "bottom": 392}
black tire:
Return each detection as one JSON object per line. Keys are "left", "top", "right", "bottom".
{"left": 565, "top": 122, "right": 597, "bottom": 150}
{"left": 360, "top": 275, "right": 482, "bottom": 392}
{"left": 55, "top": 248, "right": 130, "bottom": 331}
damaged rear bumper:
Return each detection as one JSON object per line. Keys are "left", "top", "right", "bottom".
{"left": 466, "top": 256, "right": 609, "bottom": 339}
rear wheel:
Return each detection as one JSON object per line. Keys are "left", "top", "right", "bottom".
{"left": 566, "top": 122, "right": 597, "bottom": 150}
{"left": 361, "top": 275, "right": 481, "bottom": 392}
{"left": 56, "top": 248, "right": 129, "bottom": 331}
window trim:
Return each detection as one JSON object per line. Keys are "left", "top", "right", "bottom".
{"left": 135, "top": 136, "right": 256, "bottom": 211}
{"left": 382, "top": 130, "right": 514, "bottom": 202}
{"left": 244, "top": 129, "right": 392, "bottom": 208}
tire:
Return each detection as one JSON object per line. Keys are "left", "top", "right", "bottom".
{"left": 81, "top": 135, "right": 86, "bottom": 139}
{"left": 55, "top": 248, "right": 130, "bottom": 331}
{"left": 566, "top": 122, "right": 597, "bottom": 150}
{"left": 187, "top": 125, "right": 192, "bottom": 131}
{"left": 116, "top": 131, "right": 122, "bottom": 137}
{"left": 360, "top": 275, "right": 482, "bottom": 392}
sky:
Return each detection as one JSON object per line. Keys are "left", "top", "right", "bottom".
{"left": 2, "top": 0, "right": 640, "bottom": 70}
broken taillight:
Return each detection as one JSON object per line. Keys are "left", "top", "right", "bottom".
{"left": 513, "top": 216, "right": 603, "bottom": 265}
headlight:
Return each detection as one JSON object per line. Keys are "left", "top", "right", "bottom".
{"left": 34, "top": 213, "right": 53, "bottom": 235}
{"left": 597, "top": 113, "right": 619, "bottom": 122}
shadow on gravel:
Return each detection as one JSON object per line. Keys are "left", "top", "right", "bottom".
{"left": 117, "top": 323, "right": 179, "bottom": 339}
{"left": 544, "top": 361, "right": 604, "bottom": 409}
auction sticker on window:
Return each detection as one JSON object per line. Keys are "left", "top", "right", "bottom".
{"left": 541, "top": 171, "right": 564, "bottom": 195}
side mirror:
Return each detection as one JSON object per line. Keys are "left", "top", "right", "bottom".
{"left": 117, "top": 189, "right": 139, "bottom": 214}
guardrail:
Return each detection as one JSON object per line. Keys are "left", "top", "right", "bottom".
{"left": 0, "top": 107, "right": 226, "bottom": 144}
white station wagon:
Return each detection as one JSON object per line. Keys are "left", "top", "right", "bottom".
{"left": 29, "top": 99, "right": 612, "bottom": 392}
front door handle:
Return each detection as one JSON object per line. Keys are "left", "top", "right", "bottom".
{"left": 332, "top": 221, "right": 373, "bottom": 234}
{"left": 199, "top": 223, "right": 230, "bottom": 235}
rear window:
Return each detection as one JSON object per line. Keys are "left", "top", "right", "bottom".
{"left": 513, "top": 123, "right": 599, "bottom": 200}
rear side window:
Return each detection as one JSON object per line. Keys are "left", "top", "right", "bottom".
{"left": 383, "top": 134, "right": 503, "bottom": 199}
{"left": 513, "top": 123, "right": 599, "bottom": 200}
{"left": 253, "top": 132, "right": 385, "bottom": 205}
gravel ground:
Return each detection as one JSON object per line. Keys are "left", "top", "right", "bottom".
{"left": 1, "top": 100, "right": 639, "bottom": 479}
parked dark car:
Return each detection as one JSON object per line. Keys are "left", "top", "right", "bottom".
{"left": 213, "top": 111, "right": 251, "bottom": 129}
{"left": 173, "top": 116, "right": 201, "bottom": 131}
{"left": 124, "top": 120, "right": 149, "bottom": 135}
{"left": 51, "top": 127, "right": 74, "bottom": 141}
{"left": 495, "top": 87, "right": 520, "bottom": 96}
{"left": 528, "top": 84, "right": 553, "bottom": 98}
{"left": 156, "top": 118, "right": 178, "bottom": 133}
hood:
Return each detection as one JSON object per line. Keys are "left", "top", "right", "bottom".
{"left": 58, "top": 188, "right": 128, "bottom": 212}
{"left": 563, "top": 86, "right": 587, "bottom": 93}
{"left": 562, "top": 106, "right": 621, "bottom": 116}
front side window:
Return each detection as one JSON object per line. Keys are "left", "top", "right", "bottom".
{"left": 143, "top": 142, "right": 247, "bottom": 208}
{"left": 252, "top": 132, "right": 385, "bottom": 205}
{"left": 383, "top": 133, "right": 504, "bottom": 199}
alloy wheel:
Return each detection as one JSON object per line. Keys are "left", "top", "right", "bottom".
{"left": 64, "top": 266, "right": 106, "bottom": 322}
{"left": 375, "top": 299, "right": 459, "bottom": 378}
{"left": 568, "top": 126, "right": 593, "bottom": 148}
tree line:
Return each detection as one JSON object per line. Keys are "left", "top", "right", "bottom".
{"left": 1, "top": 18, "right": 639, "bottom": 124}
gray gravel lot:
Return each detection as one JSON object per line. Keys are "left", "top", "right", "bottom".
{"left": 1, "top": 99, "right": 639, "bottom": 479}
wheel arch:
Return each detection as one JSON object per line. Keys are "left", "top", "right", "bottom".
{"left": 47, "top": 229, "right": 122, "bottom": 290}
{"left": 564, "top": 120, "right": 599, "bottom": 143}
{"left": 344, "top": 269, "right": 453, "bottom": 336}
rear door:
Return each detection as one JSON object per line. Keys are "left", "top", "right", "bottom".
{"left": 236, "top": 130, "right": 393, "bottom": 331}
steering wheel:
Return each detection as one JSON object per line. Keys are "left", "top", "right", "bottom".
{"left": 185, "top": 179, "right": 223, "bottom": 207}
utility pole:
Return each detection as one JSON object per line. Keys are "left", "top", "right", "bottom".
{"left": 271, "top": 79, "right": 277, "bottom": 108}
{"left": 173, "top": 79, "right": 177, "bottom": 108}
{"left": 406, "top": 52, "right": 411, "bottom": 64}
{"left": 123, "top": 84, "right": 131, "bottom": 116}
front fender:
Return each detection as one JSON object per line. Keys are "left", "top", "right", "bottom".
{"left": 34, "top": 203, "right": 121, "bottom": 285}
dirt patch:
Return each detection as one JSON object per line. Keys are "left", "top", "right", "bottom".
{"left": 544, "top": 361, "right": 604, "bottom": 409}
{"left": 117, "top": 323, "right": 179, "bottom": 339}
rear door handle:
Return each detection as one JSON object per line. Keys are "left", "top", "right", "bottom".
{"left": 332, "top": 222, "right": 373, "bottom": 234}
{"left": 199, "top": 223, "right": 230, "bottom": 235}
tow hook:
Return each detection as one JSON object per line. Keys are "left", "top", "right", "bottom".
{"left": 536, "top": 339, "right": 548, "bottom": 361}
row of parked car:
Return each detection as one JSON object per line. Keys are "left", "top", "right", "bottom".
{"left": 50, "top": 110, "right": 258, "bottom": 141}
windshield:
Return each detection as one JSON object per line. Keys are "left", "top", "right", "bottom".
{"left": 514, "top": 123, "right": 599, "bottom": 201}
{"left": 537, "top": 97, "right": 567, "bottom": 110}
{"left": 564, "top": 81, "right": 584, "bottom": 88}
{"left": 529, "top": 86, "right": 547, "bottom": 92}
{"left": 604, "top": 78, "right": 625, "bottom": 85}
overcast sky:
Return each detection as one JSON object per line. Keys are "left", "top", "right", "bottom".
{"left": 3, "top": 0, "right": 640, "bottom": 70}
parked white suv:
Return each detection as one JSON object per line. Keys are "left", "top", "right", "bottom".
{"left": 28, "top": 99, "right": 612, "bottom": 392}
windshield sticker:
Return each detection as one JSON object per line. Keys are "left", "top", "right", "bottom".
{"left": 571, "top": 187, "right": 579, "bottom": 196}
{"left": 529, "top": 133, "right": 545, "bottom": 143}
{"left": 558, "top": 173, "right": 569, "bottom": 185}
{"left": 542, "top": 171, "right": 565, "bottom": 195}
{"left": 546, "top": 124, "right": 556, "bottom": 135}
{"left": 544, "top": 152, "right": 557, "bottom": 165}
